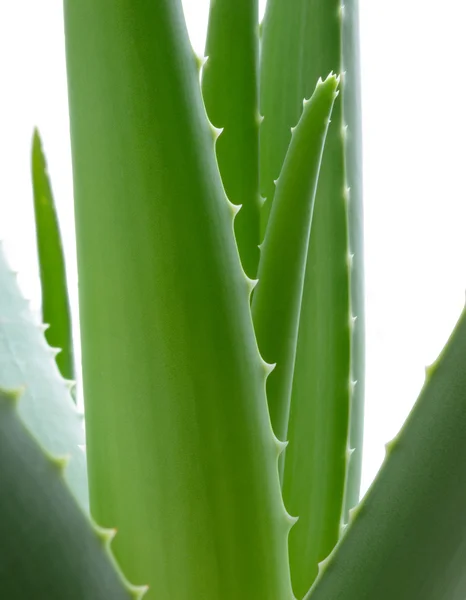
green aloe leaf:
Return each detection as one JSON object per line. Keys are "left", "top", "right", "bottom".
{"left": 306, "top": 305, "right": 466, "bottom": 600}
{"left": 63, "top": 1, "right": 294, "bottom": 598}
{"left": 202, "top": 0, "right": 260, "bottom": 278}
{"left": 340, "top": 0, "right": 365, "bottom": 519}
{"left": 31, "top": 129, "right": 75, "bottom": 384}
{"left": 260, "top": 1, "right": 364, "bottom": 595}
{"left": 252, "top": 73, "right": 339, "bottom": 452}
{"left": 0, "top": 388, "right": 146, "bottom": 599}
{"left": 0, "top": 242, "right": 87, "bottom": 511}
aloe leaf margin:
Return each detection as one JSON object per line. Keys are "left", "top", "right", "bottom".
{"left": 202, "top": 0, "right": 261, "bottom": 278}
{"left": 0, "top": 241, "right": 87, "bottom": 511}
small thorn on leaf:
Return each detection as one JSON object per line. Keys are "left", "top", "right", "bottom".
{"left": 49, "top": 453, "right": 70, "bottom": 473}
{"left": 425, "top": 363, "right": 438, "bottom": 378}
{"left": 346, "top": 446, "right": 355, "bottom": 461}
{"left": 348, "top": 505, "right": 359, "bottom": 523}
{"left": 210, "top": 124, "right": 223, "bottom": 141}
{"left": 63, "top": 378, "right": 76, "bottom": 391}
{"left": 317, "top": 555, "right": 331, "bottom": 575}
{"left": 384, "top": 437, "right": 398, "bottom": 455}
{"left": 195, "top": 54, "right": 208, "bottom": 71}
{"left": 0, "top": 387, "right": 24, "bottom": 406}
{"left": 274, "top": 436, "right": 289, "bottom": 456}
{"left": 94, "top": 524, "right": 117, "bottom": 546}
{"left": 228, "top": 201, "right": 241, "bottom": 217}
{"left": 262, "top": 360, "right": 276, "bottom": 376}
{"left": 128, "top": 584, "right": 150, "bottom": 600}
{"left": 246, "top": 277, "right": 259, "bottom": 294}
{"left": 285, "top": 511, "right": 299, "bottom": 528}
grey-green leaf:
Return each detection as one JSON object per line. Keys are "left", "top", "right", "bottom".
{"left": 0, "top": 242, "right": 87, "bottom": 511}
{"left": 0, "top": 389, "right": 146, "bottom": 599}
{"left": 306, "top": 305, "right": 466, "bottom": 600}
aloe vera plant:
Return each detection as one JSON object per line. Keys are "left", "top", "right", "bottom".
{"left": 2, "top": 1, "right": 466, "bottom": 599}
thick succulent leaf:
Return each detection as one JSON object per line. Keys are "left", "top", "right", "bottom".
{"left": 260, "top": 1, "right": 364, "bottom": 596}
{"left": 306, "top": 306, "right": 466, "bottom": 600}
{"left": 31, "top": 129, "right": 75, "bottom": 383}
{"left": 252, "top": 74, "right": 339, "bottom": 451}
{"left": 0, "top": 242, "right": 87, "bottom": 511}
{"left": 63, "top": 1, "right": 294, "bottom": 598}
{"left": 0, "top": 389, "right": 146, "bottom": 599}
{"left": 202, "top": 0, "right": 260, "bottom": 278}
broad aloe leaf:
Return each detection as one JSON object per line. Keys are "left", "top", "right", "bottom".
{"left": 0, "top": 242, "right": 87, "bottom": 511}
{"left": 31, "top": 129, "right": 75, "bottom": 383}
{"left": 252, "top": 74, "right": 339, "bottom": 451}
{"left": 306, "top": 306, "right": 466, "bottom": 600}
{"left": 260, "top": 1, "right": 364, "bottom": 595}
{"left": 0, "top": 389, "right": 146, "bottom": 599}
{"left": 202, "top": 0, "right": 260, "bottom": 278}
{"left": 64, "top": 1, "right": 294, "bottom": 598}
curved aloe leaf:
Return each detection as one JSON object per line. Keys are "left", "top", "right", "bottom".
{"left": 261, "top": 1, "right": 364, "bottom": 595}
{"left": 0, "top": 242, "right": 87, "bottom": 511}
{"left": 31, "top": 129, "right": 75, "bottom": 384}
{"left": 63, "top": 1, "right": 294, "bottom": 598}
{"left": 202, "top": 0, "right": 260, "bottom": 278}
{"left": 252, "top": 74, "right": 339, "bottom": 452}
{"left": 0, "top": 389, "right": 146, "bottom": 599}
{"left": 306, "top": 306, "right": 466, "bottom": 600}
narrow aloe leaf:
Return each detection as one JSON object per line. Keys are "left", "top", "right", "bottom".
{"left": 252, "top": 74, "right": 339, "bottom": 451}
{"left": 340, "top": 0, "right": 365, "bottom": 519}
{"left": 63, "top": 1, "right": 293, "bottom": 598}
{"left": 0, "top": 242, "right": 87, "bottom": 511}
{"left": 202, "top": 0, "right": 260, "bottom": 277}
{"left": 260, "top": 1, "right": 364, "bottom": 596}
{"left": 31, "top": 129, "right": 75, "bottom": 383}
{"left": 306, "top": 306, "right": 466, "bottom": 600}
{"left": 0, "top": 389, "right": 146, "bottom": 599}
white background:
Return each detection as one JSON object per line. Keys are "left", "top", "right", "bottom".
{"left": 0, "top": 1, "right": 465, "bottom": 496}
